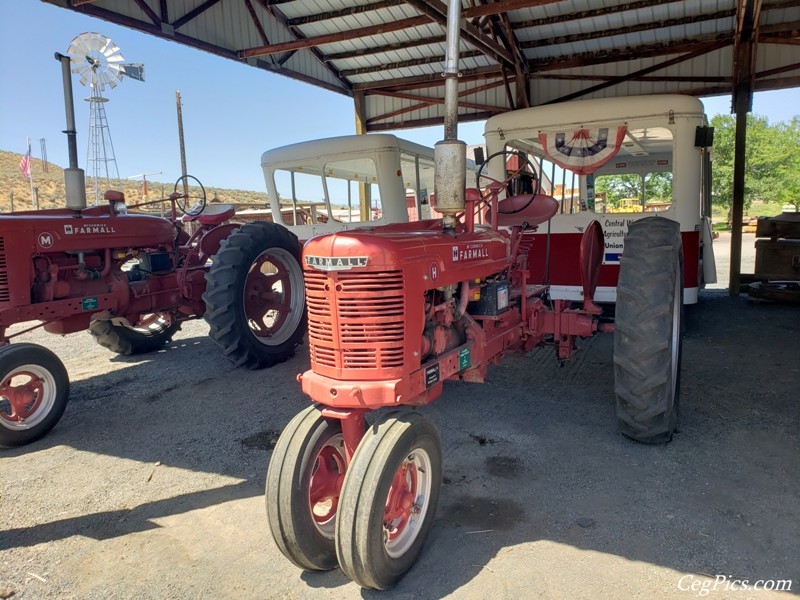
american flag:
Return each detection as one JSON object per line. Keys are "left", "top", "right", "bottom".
{"left": 19, "top": 143, "right": 32, "bottom": 179}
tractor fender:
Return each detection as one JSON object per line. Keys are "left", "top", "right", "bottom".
{"left": 199, "top": 223, "right": 241, "bottom": 259}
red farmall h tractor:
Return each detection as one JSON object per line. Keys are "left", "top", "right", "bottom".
{"left": 0, "top": 55, "right": 306, "bottom": 447}
{"left": 264, "top": 5, "right": 685, "bottom": 591}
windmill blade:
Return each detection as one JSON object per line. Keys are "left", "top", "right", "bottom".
{"left": 87, "top": 32, "right": 104, "bottom": 53}
{"left": 98, "top": 35, "right": 112, "bottom": 55}
{"left": 103, "top": 41, "right": 123, "bottom": 60}
{"left": 71, "top": 63, "right": 90, "bottom": 77}
{"left": 80, "top": 70, "right": 92, "bottom": 87}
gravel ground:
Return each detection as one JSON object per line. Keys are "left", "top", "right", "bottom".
{"left": 1, "top": 288, "right": 798, "bottom": 599}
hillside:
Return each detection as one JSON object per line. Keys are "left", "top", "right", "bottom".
{"left": 0, "top": 150, "right": 270, "bottom": 212}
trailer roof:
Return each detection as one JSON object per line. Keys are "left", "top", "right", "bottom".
{"left": 44, "top": 0, "right": 800, "bottom": 131}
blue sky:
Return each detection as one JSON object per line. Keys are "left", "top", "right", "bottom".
{"left": 2, "top": 1, "right": 799, "bottom": 192}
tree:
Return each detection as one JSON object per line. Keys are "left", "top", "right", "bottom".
{"left": 595, "top": 173, "right": 641, "bottom": 208}
{"left": 710, "top": 113, "right": 797, "bottom": 215}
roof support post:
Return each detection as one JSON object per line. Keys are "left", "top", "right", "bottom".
{"left": 729, "top": 0, "right": 761, "bottom": 295}
{"left": 354, "top": 90, "right": 370, "bottom": 220}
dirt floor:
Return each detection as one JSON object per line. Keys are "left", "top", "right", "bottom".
{"left": 2, "top": 239, "right": 799, "bottom": 599}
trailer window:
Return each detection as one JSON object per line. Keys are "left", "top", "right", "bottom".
{"left": 594, "top": 172, "right": 672, "bottom": 213}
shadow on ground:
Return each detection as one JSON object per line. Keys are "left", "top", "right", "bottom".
{"left": 2, "top": 292, "right": 798, "bottom": 596}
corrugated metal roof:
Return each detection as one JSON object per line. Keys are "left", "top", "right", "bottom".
{"left": 44, "top": 0, "right": 800, "bottom": 130}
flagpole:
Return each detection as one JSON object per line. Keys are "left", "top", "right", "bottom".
{"left": 26, "top": 137, "right": 37, "bottom": 209}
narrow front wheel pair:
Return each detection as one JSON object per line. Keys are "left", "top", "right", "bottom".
{"left": 266, "top": 407, "right": 442, "bottom": 590}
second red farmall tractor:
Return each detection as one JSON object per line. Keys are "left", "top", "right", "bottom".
{"left": 0, "top": 54, "right": 306, "bottom": 447}
{"left": 265, "top": 4, "right": 686, "bottom": 591}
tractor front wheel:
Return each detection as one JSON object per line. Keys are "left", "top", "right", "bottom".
{"left": 89, "top": 312, "right": 180, "bottom": 355}
{"left": 336, "top": 411, "right": 442, "bottom": 590}
{"left": 266, "top": 405, "right": 353, "bottom": 571}
{"left": 203, "top": 222, "right": 306, "bottom": 369}
{"left": 0, "top": 343, "right": 69, "bottom": 447}
{"left": 614, "top": 217, "right": 683, "bottom": 443}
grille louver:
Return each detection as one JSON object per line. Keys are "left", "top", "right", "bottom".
{"left": 305, "top": 269, "right": 405, "bottom": 370}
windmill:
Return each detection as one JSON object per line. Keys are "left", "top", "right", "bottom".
{"left": 67, "top": 32, "right": 145, "bottom": 204}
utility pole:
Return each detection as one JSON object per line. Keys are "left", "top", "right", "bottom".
{"left": 176, "top": 91, "right": 189, "bottom": 198}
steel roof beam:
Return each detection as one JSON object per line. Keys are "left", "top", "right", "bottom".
{"left": 403, "top": 0, "right": 514, "bottom": 67}
{"left": 64, "top": 1, "right": 350, "bottom": 96}
{"left": 528, "top": 34, "right": 733, "bottom": 71}
{"left": 132, "top": 0, "right": 161, "bottom": 25}
{"left": 326, "top": 35, "right": 446, "bottom": 61}
{"left": 545, "top": 40, "right": 729, "bottom": 104}
{"left": 353, "top": 65, "right": 505, "bottom": 92}
{"left": 244, "top": 0, "right": 272, "bottom": 49}
{"left": 251, "top": 0, "right": 352, "bottom": 90}
{"left": 366, "top": 111, "right": 496, "bottom": 131}
{"left": 287, "top": 0, "right": 405, "bottom": 26}
{"left": 173, "top": 0, "right": 221, "bottom": 29}
{"left": 339, "top": 50, "right": 483, "bottom": 77}
{"left": 239, "top": 16, "right": 431, "bottom": 58}
{"left": 366, "top": 79, "right": 507, "bottom": 124}
{"left": 522, "top": 9, "right": 736, "bottom": 50}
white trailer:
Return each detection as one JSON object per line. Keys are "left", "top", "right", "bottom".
{"left": 483, "top": 94, "right": 716, "bottom": 304}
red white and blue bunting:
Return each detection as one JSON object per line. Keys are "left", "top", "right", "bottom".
{"left": 538, "top": 125, "right": 627, "bottom": 175}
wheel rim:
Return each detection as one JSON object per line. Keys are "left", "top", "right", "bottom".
{"left": 383, "top": 447, "right": 433, "bottom": 558}
{"left": 0, "top": 364, "right": 57, "bottom": 431}
{"left": 309, "top": 433, "right": 346, "bottom": 539}
{"left": 129, "top": 312, "right": 173, "bottom": 334}
{"left": 243, "top": 247, "right": 304, "bottom": 346}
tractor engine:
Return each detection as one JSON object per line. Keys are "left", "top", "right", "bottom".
{"left": 299, "top": 223, "right": 519, "bottom": 409}
{"left": 0, "top": 206, "right": 187, "bottom": 336}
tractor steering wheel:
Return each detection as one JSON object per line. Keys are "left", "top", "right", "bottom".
{"left": 173, "top": 175, "right": 207, "bottom": 217}
{"left": 476, "top": 150, "right": 541, "bottom": 214}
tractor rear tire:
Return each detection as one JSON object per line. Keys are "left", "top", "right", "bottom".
{"left": 614, "top": 217, "right": 683, "bottom": 444}
{"left": 89, "top": 313, "right": 180, "bottom": 356}
{"left": 203, "top": 222, "right": 306, "bottom": 369}
{"left": 0, "top": 343, "right": 69, "bottom": 447}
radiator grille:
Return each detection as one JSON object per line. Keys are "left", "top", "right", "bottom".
{"left": 0, "top": 237, "right": 9, "bottom": 303}
{"left": 305, "top": 270, "right": 406, "bottom": 370}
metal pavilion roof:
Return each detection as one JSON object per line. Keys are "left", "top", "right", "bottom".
{"left": 43, "top": 0, "right": 800, "bottom": 131}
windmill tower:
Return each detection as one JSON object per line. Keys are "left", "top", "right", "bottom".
{"left": 67, "top": 33, "right": 144, "bottom": 204}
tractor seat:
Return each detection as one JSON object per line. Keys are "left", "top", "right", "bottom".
{"left": 488, "top": 193, "right": 559, "bottom": 228}
{"left": 182, "top": 203, "right": 236, "bottom": 225}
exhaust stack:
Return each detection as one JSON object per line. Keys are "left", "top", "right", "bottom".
{"left": 433, "top": 0, "right": 466, "bottom": 228}
{"left": 55, "top": 52, "right": 87, "bottom": 211}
